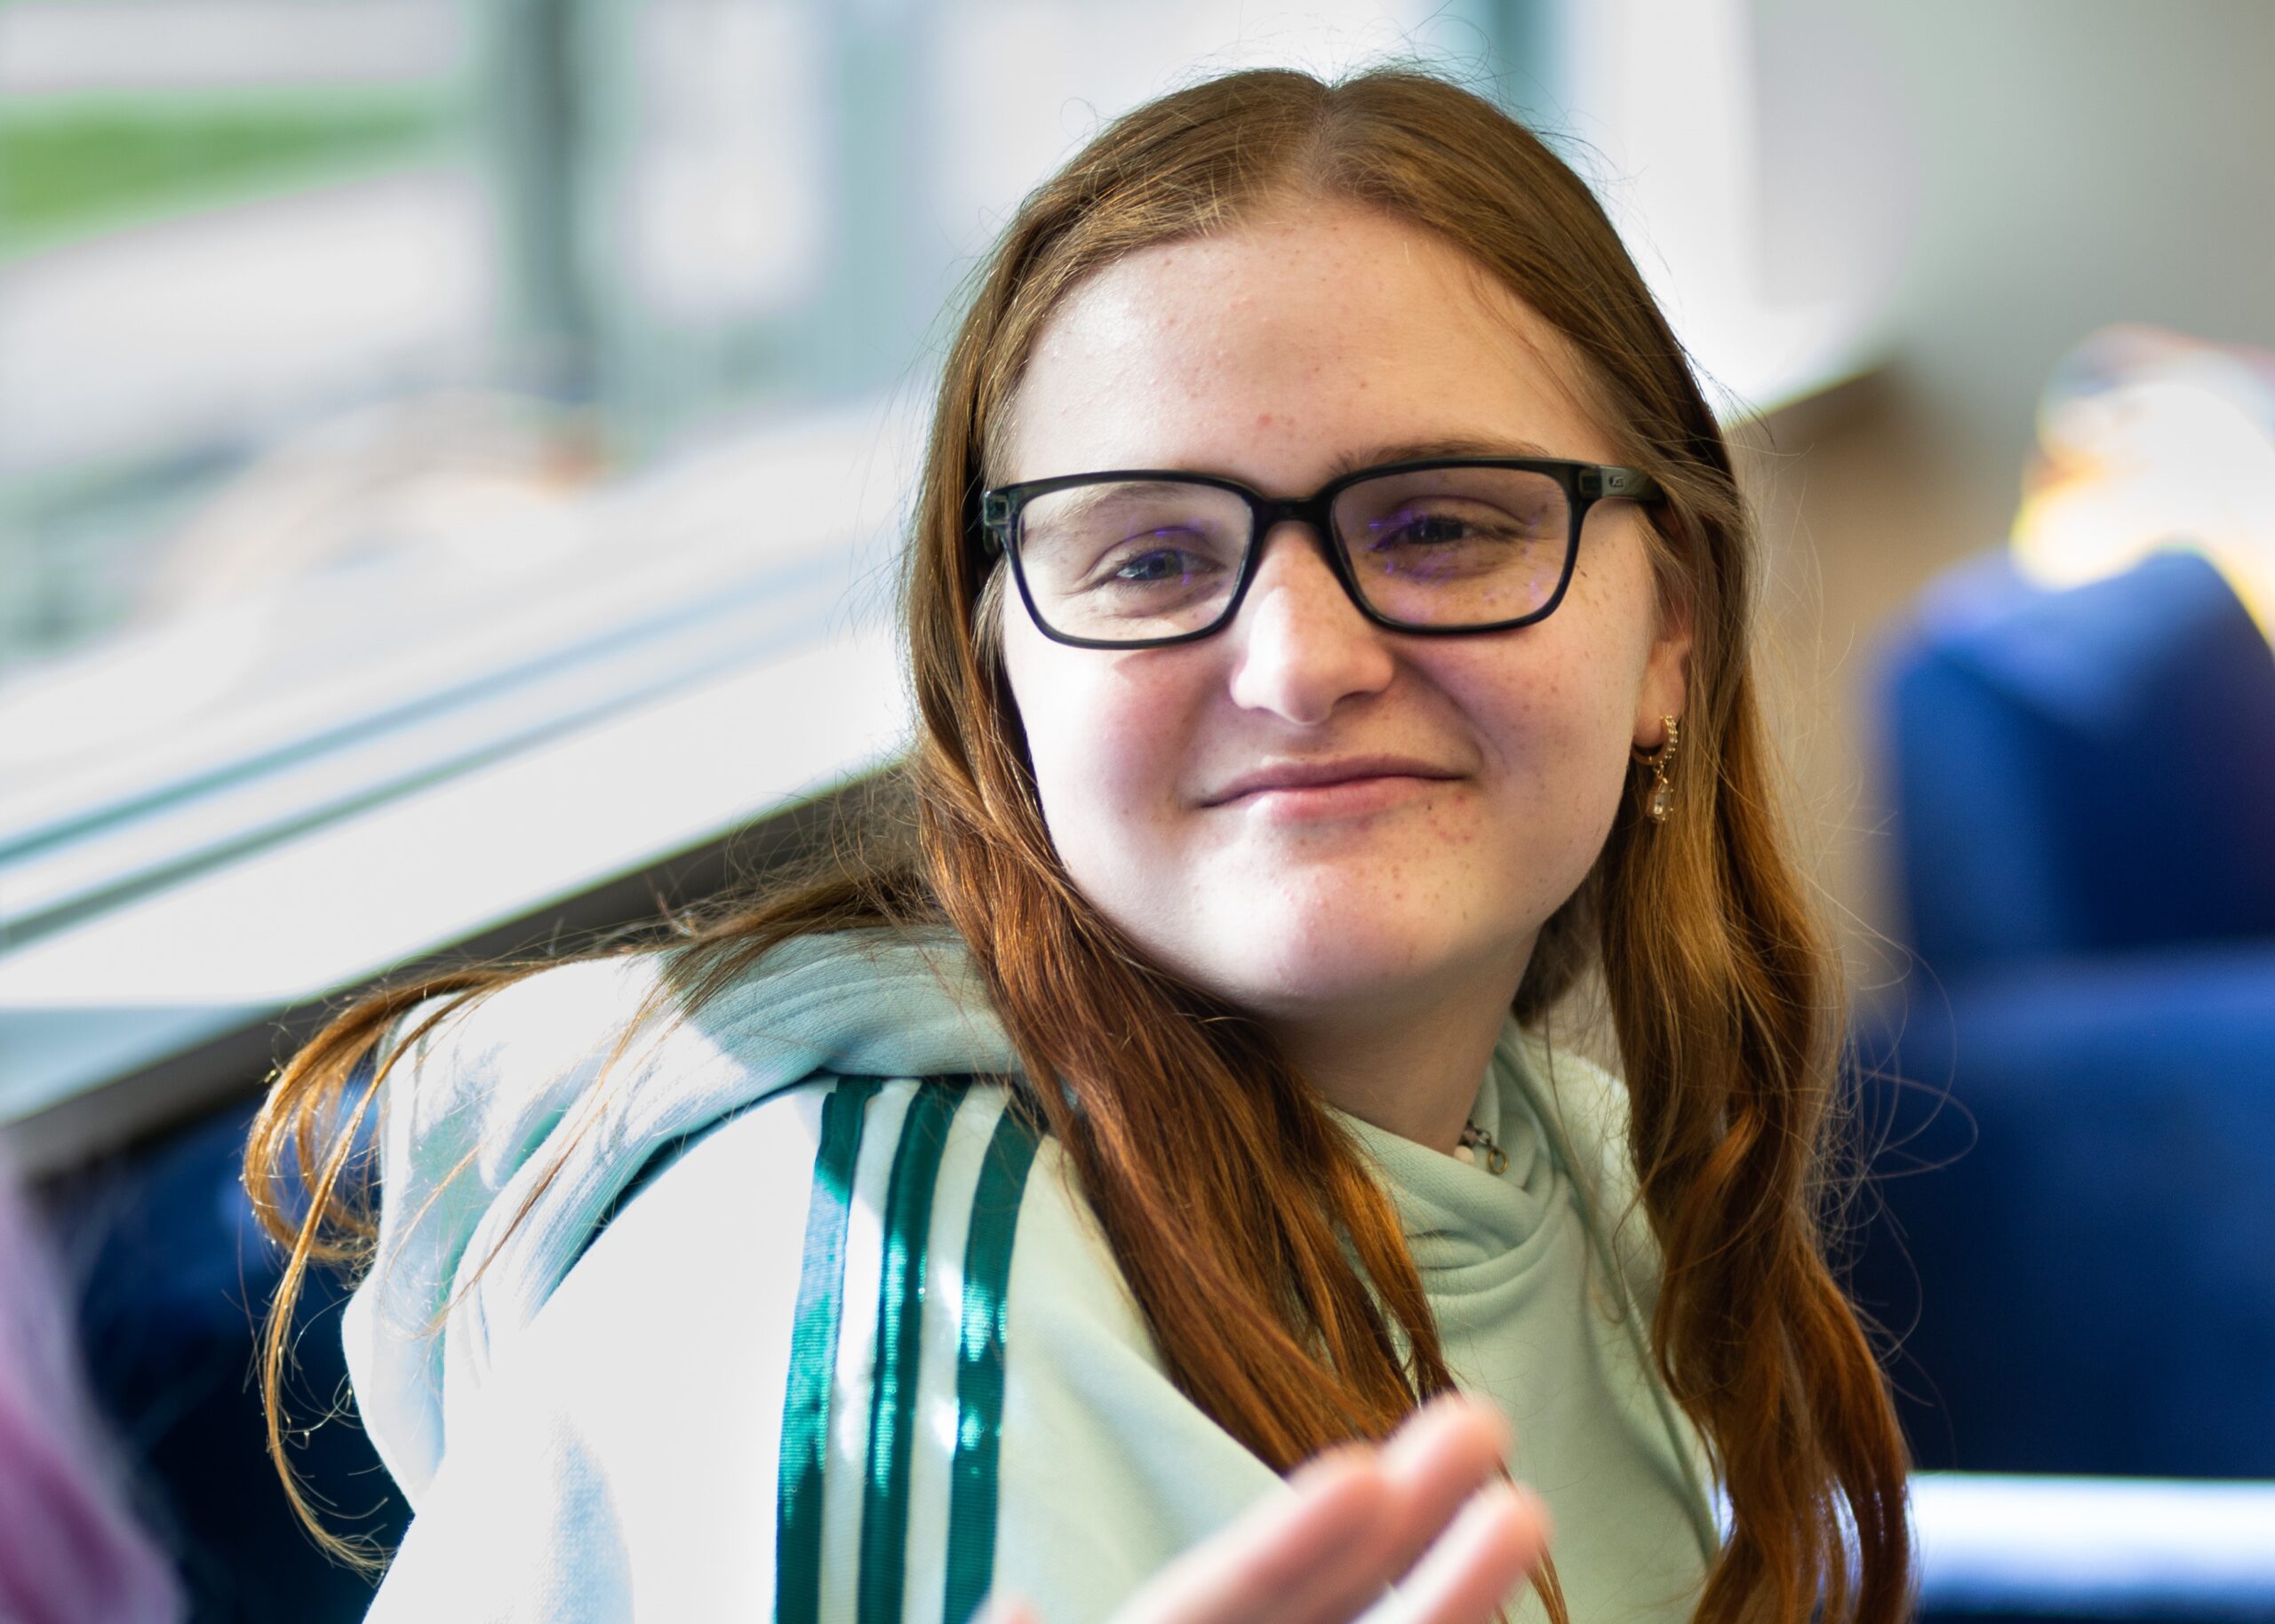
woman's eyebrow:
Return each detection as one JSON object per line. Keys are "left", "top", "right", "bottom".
{"left": 1326, "top": 436, "right": 1557, "bottom": 476}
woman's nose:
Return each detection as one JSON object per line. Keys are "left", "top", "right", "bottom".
{"left": 1224, "top": 521, "right": 1396, "bottom": 725}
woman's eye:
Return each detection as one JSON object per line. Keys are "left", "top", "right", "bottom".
{"left": 1087, "top": 528, "right": 1230, "bottom": 590}
{"left": 1114, "top": 549, "right": 1193, "bottom": 582}
{"left": 1372, "top": 507, "right": 1519, "bottom": 549}
{"left": 1385, "top": 513, "right": 1474, "bottom": 546}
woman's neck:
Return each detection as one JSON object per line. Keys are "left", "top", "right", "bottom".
{"left": 1264, "top": 967, "right": 1523, "bottom": 1154}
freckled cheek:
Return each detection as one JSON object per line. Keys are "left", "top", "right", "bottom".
{"left": 1024, "top": 672, "right": 1194, "bottom": 843}
{"left": 1438, "top": 661, "right": 1627, "bottom": 848}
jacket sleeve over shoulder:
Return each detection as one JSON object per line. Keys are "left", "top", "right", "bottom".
{"left": 341, "top": 930, "right": 1026, "bottom": 1516}
{"left": 363, "top": 1074, "right": 1289, "bottom": 1624}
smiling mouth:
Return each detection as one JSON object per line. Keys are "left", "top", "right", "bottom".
{"left": 1215, "top": 774, "right": 1459, "bottom": 823}
{"left": 1205, "top": 760, "right": 1464, "bottom": 808}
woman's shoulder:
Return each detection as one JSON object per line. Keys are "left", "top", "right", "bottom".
{"left": 558, "top": 1072, "right": 1146, "bottom": 1381}
{"left": 370, "top": 926, "right": 999, "bottom": 1093}
{"left": 374, "top": 1075, "right": 1215, "bottom": 1623}
{"left": 573, "top": 1071, "right": 1066, "bottom": 1301}
{"left": 360, "top": 925, "right": 1022, "bottom": 1237}
{"left": 342, "top": 927, "right": 1030, "bottom": 1501}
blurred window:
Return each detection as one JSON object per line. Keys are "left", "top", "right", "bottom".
{"left": 0, "top": 0, "right": 489, "bottom": 657}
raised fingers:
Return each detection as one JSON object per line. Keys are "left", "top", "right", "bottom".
{"left": 1380, "top": 1481, "right": 1551, "bottom": 1624}
{"left": 1375, "top": 1396, "right": 1521, "bottom": 1580}
{"left": 1047, "top": 1396, "right": 1549, "bottom": 1624}
{"left": 1116, "top": 1395, "right": 1547, "bottom": 1624}
{"left": 1120, "top": 1446, "right": 1403, "bottom": 1624}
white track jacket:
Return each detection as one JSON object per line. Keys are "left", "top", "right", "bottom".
{"left": 341, "top": 931, "right": 1720, "bottom": 1624}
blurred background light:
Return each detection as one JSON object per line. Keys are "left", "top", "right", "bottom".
{"left": 2012, "top": 325, "right": 2275, "bottom": 637}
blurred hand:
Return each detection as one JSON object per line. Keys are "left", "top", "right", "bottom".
{"left": 985, "top": 1395, "right": 1550, "bottom": 1624}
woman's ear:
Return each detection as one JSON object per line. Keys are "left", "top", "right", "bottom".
{"left": 1633, "top": 585, "right": 1694, "bottom": 752}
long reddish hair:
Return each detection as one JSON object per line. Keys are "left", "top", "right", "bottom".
{"left": 250, "top": 66, "right": 1912, "bottom": 1624}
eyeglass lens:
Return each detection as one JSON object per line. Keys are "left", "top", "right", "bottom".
{"left": 1014, "top": 466, "right": 1574, "bottom": 642}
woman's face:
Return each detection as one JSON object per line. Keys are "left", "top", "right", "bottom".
{"left": 996, "top": 203, "right": 1689, "bottom": 1029}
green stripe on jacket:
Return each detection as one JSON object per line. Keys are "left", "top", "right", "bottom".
{"left": 777, "top": 1077, "right": 887, "bottom": 1624}
{"left": 776, "top": 1078, "right": 1042, "bottom": 1624}
{"left": 859, "top": 1080, "right": 972, "bottom": 1624}
{"left": 944, "top": 1098, "right": 1044, "bottom": 1624}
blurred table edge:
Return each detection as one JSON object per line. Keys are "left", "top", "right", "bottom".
{"left": 1, "top": 625, "right": 906, "bottom": 1175}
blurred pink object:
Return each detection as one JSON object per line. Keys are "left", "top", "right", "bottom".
{"left": 0, "top": 1150, "right": 182, "bottom": 1624}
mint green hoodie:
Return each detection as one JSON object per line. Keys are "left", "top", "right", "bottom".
{"left": 345, "top": 931, "right": 1720, "bottom": 1624}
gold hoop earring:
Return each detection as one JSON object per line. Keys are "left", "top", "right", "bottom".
{"left": 1632, "top": 714, "right": 1680, "bottom": 824}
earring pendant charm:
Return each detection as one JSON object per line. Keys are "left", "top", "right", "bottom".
{"left": 1634, "top": 713, "right": 1680, "bottom": 824}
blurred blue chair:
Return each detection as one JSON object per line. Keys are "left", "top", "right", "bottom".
{"left": 55, "top": 1090, "right": 403, "bottom": 1624}
{"left": 1850, "top": 548, "right": 2275, "bottom": 1482}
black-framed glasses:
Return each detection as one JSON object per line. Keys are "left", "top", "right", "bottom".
{"left": 978, "top": 457, "right": 1662, "bottom": 649}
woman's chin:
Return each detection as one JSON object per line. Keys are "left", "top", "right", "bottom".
{"left": 1094, "top": 864, "right": 1543, "bottom": 1020}
{"left": 1184, "top": 921, "right": 1510, "bottom": 1025}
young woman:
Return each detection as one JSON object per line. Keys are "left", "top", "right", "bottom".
{"left": 249, "top": 66, "right": 1915, "bottom": 1624}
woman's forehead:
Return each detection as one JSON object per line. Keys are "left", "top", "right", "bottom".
{"left": 1002, "top": 204, "right": 1615, "bottom": 488}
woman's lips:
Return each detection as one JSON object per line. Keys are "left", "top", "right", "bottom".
{"left": 1232, "top": 773, "right": 1452, "bottom": 819}
{"left": 1208, "top": 755, "right": 1460, "bottom": 798}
